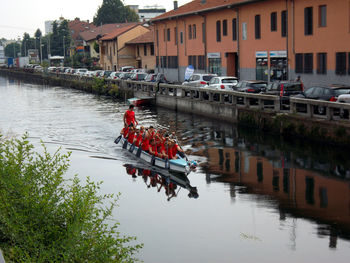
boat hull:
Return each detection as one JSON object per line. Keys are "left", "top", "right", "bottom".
{"left": 119, "top": 137, "right": 190, "bottom": 174}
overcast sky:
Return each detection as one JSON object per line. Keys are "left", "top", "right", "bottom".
{"left": 0, "top": 0, "right": 191, "bottom": 40}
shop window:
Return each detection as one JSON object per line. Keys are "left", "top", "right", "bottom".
{"left": 216, "top": 20, "right": 221, "bottom": 42}
{"left": 281, "top": 10, "right": 287, "bottom": 37}
{"left": 223, "top": 19, "right": 227, "bottom": 36}
{"left": 304, "top": 7, "right": 313, "bottom": 35}
{"left": 319, "top": 5, "right": 327, "bottom": 27}
{"left": 209, "top": 58, "right": 222, "bottom": 75}
{"left": 336, "top": 52, "right": 346, "bottom": 75}
{"left": 232, "top": 18, "right": 237, "bottom": 41}
{"left": 317, "top": 53, "right": 327, "bottom": 74}
{"left": 271, "top": 12, "right": 277, "bottom": 31}
{"left": 255, "top": 15, "right": 261, "bottom": 39}
{"left": 304, "top": 53, "right": 313, "bottom": 73}
{"left": 270, "top": 57, "right": 287, "bottom": 81}
{"left": 256, "top": 58, "right": 268, "bottom": 81}
{"left": 295, "top": 53, "right": 303, "bottom": 73}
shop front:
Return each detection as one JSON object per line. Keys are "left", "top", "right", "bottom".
{"left": 208, "top": 52, "right": 222, "bottom": 76}
{"left": 256, "top": 51, "right": 268, "bottom": 81}
{"left": 270, "top": 50, "right": 287, "bottom": 81}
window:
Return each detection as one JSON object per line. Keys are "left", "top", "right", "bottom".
{"left": 348, "top": 53, "right": 350, "bottom": 75}
{"left": 242, "top": 22, "right": 247, "bottom": 40}
{"left": 156, "top": 30, "right": 159, "bottom": 45}
{"left": 188, "top": 25, "right": 192, "bottom": 39}
{"left": 167, "top": 28, "right": 170, "bottom": 41}
{"left": 223, "top": 20, "right": 227, "bottom": 36}
{"left": 168, "top": 56, "right": 178, "bottom": 68}
{"left": 174, "top": 27, "right": 178, "bottom": 45}
{"left": 161, "top": 56, "right": 167, "bottom": 68}
{"left": 271, "top": 12, "right": 277, "bottom": 31}
{"left": 143, "top": 44, "right": 147, "bottom": 56}
{"left": 304, "top": 7, "right": 313, "bottom": 35}
{"left": 137, "top": 45, "right": 140, "bottom": 56}
{"left": 232, "top": 18, "right": 237, "bottom": 41}
{"left": 150, "top": 44, "right": 154, "bottom": 56}
{"left": 304, "top": 53, "right": 313, "bottom": 73}
{"left": 281, "top": 10, "right": 287, "bottom": 37}
{"left": 198, "top": 55, "right": 206, "bottom": 70}
{"left": 255, "top": 15, "right": 261, "bottom": 39}
{"left": 216, "top": 20, "right": 221, "bottom": 42}
{"left": 319, "top": 5, "right": 327, "bottom": 27}
{"left": 156, "top": 56, "right": 159, "bottom": 67}
{"left": 188, "top": 55, "right": 197, "bottom": 69}
{"left": 295, "top": 53, "right": 303, "bottom": 73}
{"left": 202, "top": 22, "right": 206, "bottom": 43}
{"left": 336, "top": 52, "right": 346, "bottom": 75}
{"left": 180, "top": 32, "right": 183, "bottom": 44}
{"left": 193, "top": 24, "right": 196, "bottom": 39}
{"left": 317, "top": 53, "right": 327, "bottom": 74}
{"left": 163, "top": 29, "right": 166, "bottom": 42}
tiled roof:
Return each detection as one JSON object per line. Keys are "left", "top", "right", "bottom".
{"left": 126, "top": 29, "right": 153, "bottom": 44}
{"left": 151, "top": 0, "right": 264, "bottom": 21}
{"left": 79, "top": 23, "right": 138, "bottom": 42}
{"left": 99, "top": 24, "right": 142, "bottom": 41}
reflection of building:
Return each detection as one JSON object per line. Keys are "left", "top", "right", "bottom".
{"left": 205, "top": 146, "right": 350, "bottom": 245}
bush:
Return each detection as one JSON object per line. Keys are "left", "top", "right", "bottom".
{"left": 0, "top": 134, "right": 142, "bottom": 262}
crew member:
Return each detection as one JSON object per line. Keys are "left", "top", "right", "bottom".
{"left": 123, "top": 105, "right": 138, "bottom": 127}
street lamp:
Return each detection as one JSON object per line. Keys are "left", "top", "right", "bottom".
{"left": 63, "top": 36, "right": 65, "bottom": 59}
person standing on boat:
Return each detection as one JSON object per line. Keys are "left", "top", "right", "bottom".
{"left": 123, "top": 105, "right": 138, "bottom": 127}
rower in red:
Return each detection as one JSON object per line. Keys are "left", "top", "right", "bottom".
{"left": 123, "top": 105, "right": 138, "bottom": 127}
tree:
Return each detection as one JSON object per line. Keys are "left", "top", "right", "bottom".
{"left": 4, "top": 42, "right": 20, "bottom": 57}
{"left": 93, "top": 0, "right": 139, "bottom": 25}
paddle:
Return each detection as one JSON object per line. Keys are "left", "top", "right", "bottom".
{"left": 165, "top": 158, "right": 169, "bottom": 169}
{"left": 136, "top": 145, "right": 142, "bottom": 157}
{"left": 114, "top": 135, "right": 122, "bottom": 144}
{"left": 122, "top": 139, "right": 128, "bottom": 149}
{"left": 129, "top": 143, "right": 135, "bottom": 152}
{"left": 151, "top": 155, "right": 155, "bottom": 166}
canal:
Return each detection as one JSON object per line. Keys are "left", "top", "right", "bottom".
{"left": 0, "top": 76, "right": 349, "bottom": 262}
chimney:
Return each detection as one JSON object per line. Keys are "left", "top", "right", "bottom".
{"left": 174, "top": 1, "right": 178, "bottom": 10}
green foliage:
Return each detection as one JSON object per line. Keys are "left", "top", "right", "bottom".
{"left": 4, "top": 42, "right": 20, "bottom": 58}
{"left": 50, "top": 20, "right": 70, "bottom": 57}
{"left": 108, "top": 84, "right": 119, "bottom": 98}
{"left": 92, "top": 77, "right": 108, "bottom": 94}
{"left": 93, "top": 41, "right": 100, "bottom": 54}
{"left": 93, "top": 0, "right": 139, "bottom": 25}
{"left": 0, "top": 134, "right": 142, "bottom": 262}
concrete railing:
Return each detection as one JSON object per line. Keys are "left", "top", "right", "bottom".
{"left": 42, "top": 72, "right": 350, "bottom": 122}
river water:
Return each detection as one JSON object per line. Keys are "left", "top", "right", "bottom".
{"left": 0, "top": 76, "right": 350, "bottom": 263}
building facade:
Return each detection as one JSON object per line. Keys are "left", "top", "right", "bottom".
{"left": 151, "top": 0, "right": 350, "bottom": 87}
{"left": 99, "top": 24, "right": 149, "bottom": 70}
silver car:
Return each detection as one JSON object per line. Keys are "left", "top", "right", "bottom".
{"left": 182, "top": 73, "right": 217, "bottom": 87}
{"left": 206, "top": 76, "right": 238, "bottom": 91}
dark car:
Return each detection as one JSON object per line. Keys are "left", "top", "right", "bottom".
{"left": 236, "top": 80, "right": 267, "bottom": 93}
{"left": 294, "top": 84, "right": 350, "bottom": 102}
{"left": 293, "top": 84, "right": 350, "bottom": 114}
{"left": 264, "top": 80, "right": 304, "bottom": 108}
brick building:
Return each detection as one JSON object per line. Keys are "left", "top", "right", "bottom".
{"left": 151, "top": 0, "right": 350, "bottom": 87}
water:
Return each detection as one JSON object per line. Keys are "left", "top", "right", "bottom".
{"left": 0, "top": 76, "right": 350, "bottom": 262}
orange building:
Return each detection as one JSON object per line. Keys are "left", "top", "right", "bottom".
{"left": 151, "top": 0, "right": 350, "bottom": 87}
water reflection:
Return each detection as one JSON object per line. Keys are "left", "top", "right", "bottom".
{"left": 124, "top": 164, "right": 199, "bottom": 201}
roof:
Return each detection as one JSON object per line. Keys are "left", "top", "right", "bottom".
{"left": 151, "top": 0, "right": 265, "bottom": 22}
{"left": 79, "top": 23, "right": 138, "bottom": 42}
{"left": 126, "top": 29, "right": 153, "bottom": 45}
{"left": 99, "top": 23, "right": 142, "bottom": 41}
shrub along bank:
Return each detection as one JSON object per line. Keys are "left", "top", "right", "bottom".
{"left": 0, "top": 134, "right": 142, "bottom": 262}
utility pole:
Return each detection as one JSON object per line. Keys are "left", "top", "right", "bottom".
{"left": 40, "top": 37, "right": 43, "bottom": 63}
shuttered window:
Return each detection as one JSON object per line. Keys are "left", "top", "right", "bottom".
{"left": 216, "top": 20, "right": 221, "bottom": 42}
{"left": 336, "top": 52, "right": 346, "bottom": 75}
{"left": 223, "top": 20, "right": 227, "bottom": 36}
{"left": 317, "top": 53, "right": 327, "bottom": 74}
{"left": 232, "top": 18, "right": 237, "bottom": 41}
{"left": 304, "top": 53, "right": 313, "bottom": 73}
{"left": 271, "top": 12, "right": 277, "bottom": 31}
{"left": 304, "top": 7, "right": 313, "bottom": 35}
{"left": 281, "top": 10, "right": 287, "bottom": 37}
{"left": 295, "top": 53, "right": 303, "bottom": 73}
{"left": 255, "top": 15, "right": 261, "bottom": 39}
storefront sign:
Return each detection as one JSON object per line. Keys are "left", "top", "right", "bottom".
{"left": 256, "top": 51, "right": 268, "bottom": 58}
{"left": 207, "top": 52, "right": 221, "bottom": 59}
{"left": 270, "top": 50, "right": 287, "bottom": 58}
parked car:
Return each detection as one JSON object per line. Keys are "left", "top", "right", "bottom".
{"left": 120, "top": 66, "right": 134, "bottom": 72}
{"left": 236, "top": 80, "right": 267, "bottom": 93}
{"left": 75, "top": 68, "right": 88, "bottom": 76}
{"left": 144, "top": 73, "right": 157, "bottom": 82}
{"left": 33, "top": 65, "right": 43, "bottom": 72}
{"left": 295, "top": 84, "right": 350, "bottom": 102}
{"left": 182, "top": 73, "right": 217, "bottom": 88}
{"left": 263, "top": 80, "right": 303, "bottom": 109}
{"left": 130, "top": 68, "right": 146, "bottom": 73}
{"left": 129, "top": 72, "right": 148, "bottom": 81}
{"left": 48, "top": 66, "right": 57, "bottom": 73}
{"left": 206, "top": 76, "right": 239, "bottom": 91}
{"left": 108, "top": 72, "right": 123, "bottom": 80}
{"left": 101, "top": 70, "right": 113, "bottom": 78}
{"left": 119, "top": 72, "right": 133, "bottom": 80}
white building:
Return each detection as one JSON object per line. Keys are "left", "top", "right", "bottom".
{"left": 127, "top": 5, "right": 166, "bottom": 22}
{"left": 45, "top": 17, "right": 64, "bottom": 35}
{"left": 0, "top": 46, "right": 5, "bottom": 65}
